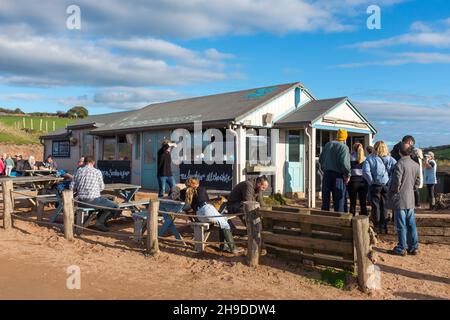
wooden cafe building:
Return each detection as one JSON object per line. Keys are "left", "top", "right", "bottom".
{"left": 41, "top": 82, "right": 377, "bottom": 208}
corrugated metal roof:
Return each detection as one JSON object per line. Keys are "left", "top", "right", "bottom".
{"left": 92, "top": 82, "right": 301, "bottom": 134}
{"left": 275, "top": 97, "right": 347, "bottom": 127}
{"left": 39, "top": 127, "right": 71, "bottom": 139}
{"left": 66, "top": 110, "right": 134, "bottom": 129}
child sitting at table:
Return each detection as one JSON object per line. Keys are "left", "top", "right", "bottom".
{"left": 179, "top": 177, "right": 244, "bottom": 255}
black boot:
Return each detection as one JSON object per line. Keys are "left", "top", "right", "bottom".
{"left": 95, "top": 211, "right": 111, "bottom": 232}
{"left": 219, "top": 229, "right": 225, "bottom": 251}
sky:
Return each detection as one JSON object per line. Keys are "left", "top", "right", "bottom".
{"left": 0, "top": 0, "right": 449, "bottom": 148}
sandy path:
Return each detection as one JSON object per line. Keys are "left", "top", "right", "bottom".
{"left": 0, "top": 218, "right": 449, "bottom": 300}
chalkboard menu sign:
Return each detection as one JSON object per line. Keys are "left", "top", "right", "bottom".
{"left": 97, "top": 160, "right": 131, "bottom": 184}
{"left": 179, "top": 163, "right": 233, "bottom": 191}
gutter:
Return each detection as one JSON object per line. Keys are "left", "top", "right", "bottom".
{"left": 304, "top": 124, "right": 313, "bottom": 208}
{"left": 228, "top": 122, "right": 240, "bottom": 185}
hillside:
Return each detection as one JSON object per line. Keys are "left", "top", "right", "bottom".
{"left": 0, "top": 115, "right": 75, "bottom": 144}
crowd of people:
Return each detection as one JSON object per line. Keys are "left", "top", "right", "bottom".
{"left": 319, "top": 129, "right": 438, "bottom": 256}
{"left": 0, "top": 154, "right": 58, "bottom": 176}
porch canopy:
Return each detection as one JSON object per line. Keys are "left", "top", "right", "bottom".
{"left": 274, "top": 97, "right": 377, "bottom": 208}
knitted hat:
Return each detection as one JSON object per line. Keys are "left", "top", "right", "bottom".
{"left": 336, "top": 129, "right": 348, "bottom": 141}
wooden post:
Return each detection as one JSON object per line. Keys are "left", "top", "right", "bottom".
{"left": 2, "top": 180, "right": 14, "bottom": 230}
{"left": 22, "top": 117, "right": 26, "bottom": 128}
{"left": 146, "top": 200, "right": 160, "bottom": 255}
{"left": 30, "top": 118, "right": 34, "bottom": 130}
{"left": 53, "top": 121, "right": 55, "bottom": 131}
{"left": 353, "top": 215, "right": 374, "bottom": 292}
{"left": 244, "top": 201, "right": 261, "bottom": 267}
{"left": 45, "top": 121, "right": 48, "bottom": 132}
{"left": 62, "top": 190, "right": 74, "bottom": 241}
{"left": 39, "top": 119, "right": 43, "bottom": 131}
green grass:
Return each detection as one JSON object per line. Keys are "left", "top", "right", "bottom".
{"left": 318, "top": 268, "right": 355, "bottom": 290}
{"left": 0, "top": 132, "right": 37, "bottom": 145}
{"left": 0, "top": 115, "right": 75, "bottom": 132}
{"left": 425, "top": 145, "right": 450, "bottom": 160}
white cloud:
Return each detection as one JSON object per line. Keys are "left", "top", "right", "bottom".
{"left": 336, "top": 52, "right": 450, "bottom": 68}
{"left": 0, "top": 0, "right": 406, "bottom": 39}
{"left": 347, "top": 18, "right": 450, "bottom": 49}
{"left": 0, "top": 34, "right": 233, "bottom": 87}
{"left": 356, "top": 100, "right": 450, "bottom": 147}
{"left": 58, "top": 87, "right": 187, "bottom": 110}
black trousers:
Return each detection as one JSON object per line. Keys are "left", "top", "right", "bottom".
{"left": 348, "top": 178, "right": 368, "bottom": 216}
{"left": 414, "top": 187, "right": 420, "bottom": 207}
{"left": 427, "top": 184, "right": 436, "bottom": 208}
{"left": 369, "top": 184, "right": 389, "bottom": 231}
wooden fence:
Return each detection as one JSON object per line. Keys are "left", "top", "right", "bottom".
{"left": 244, "top": 202, "right": 375, "bottom": 292}
{"left": 380, "top": 214, "right": 450, "bottom": 245}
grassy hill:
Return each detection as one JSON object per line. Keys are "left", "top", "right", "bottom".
{"left": 0, "top": 115, "right": 76, "bottom": 144}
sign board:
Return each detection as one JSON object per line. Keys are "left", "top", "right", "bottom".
{"left": 97, "top": 160, "right": 131, "bottom": 184}
{"left": 179, "top": 163, "right": 233, "bottom": 191}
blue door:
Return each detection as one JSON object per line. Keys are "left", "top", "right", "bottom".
{"left": 285, "top": 130, "right": 304, "bottom": 193}
{"left": 142, "top": 131, "right": 172, "bottom": 190}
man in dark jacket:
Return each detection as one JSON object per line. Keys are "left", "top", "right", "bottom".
{"left": 319, "top": 129, "right": 351, "bottom": 213}
{"left": 227, "top": 176, "right": 269, "bottom": 214}
{"left": 388, "top": 143, "right": 421, "bottom": 256}
{"left": 157, "top": 142, "right": 175, "bottom": 198}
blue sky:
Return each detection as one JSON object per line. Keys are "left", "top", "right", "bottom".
{"left": 0, "top": 0, "right": 449, "bottom": 147}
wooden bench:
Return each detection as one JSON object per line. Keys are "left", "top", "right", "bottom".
{"left": 132, "top": 210, "right": 163, "bottom": 242}
{"left": 36, "top": 195, "right": 60, "bottom": 221}
{"left": 74, "top": 207, "right": 99, "bottom": 235}
{"left": 189, "top": 222, "right": 212, "bottom": 252}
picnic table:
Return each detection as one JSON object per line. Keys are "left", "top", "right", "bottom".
{"left": 103, "top": 183, "right": 141, "bottom": 202}
{"left": 17, "top": 169, "right": 58, "bottom": 177}
{"left": 0, "top": 175, "right": 64, "bottom": 193}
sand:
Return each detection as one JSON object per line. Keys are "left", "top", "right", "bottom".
{"left": 1, "top": 212, "right": 449, "bottom": 300}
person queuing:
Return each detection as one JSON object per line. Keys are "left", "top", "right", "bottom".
{"left": 318, "top": 129, "right": 351, "bottom": 213}
{"left": 362, "top": 141, "right": 397, "bottom": 234}
{"left": 391, "top": 135, "right": 421, "bottom": 207}
{"left": 180, "top": 177, "right": 244, "bottom": 255}
{"left": 388, "top": 143, "right": 421, "bottom": 256}
{"left": 424, "top": 151, "right": 438, "bottom": 210}
{"left": 227, "top": 175, "right": 269, "bottom": 217}
{"left": 70, "top": 156, "right": 120, "bottom": 232}
{"left": 157, "top": 141, "right": 176, "bottom": 198}
{"left": 348, "top": 143, "right": 368, "bottom": 216}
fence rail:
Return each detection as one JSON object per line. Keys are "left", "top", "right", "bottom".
{"left": 246, "top": 204, "right": 374, "bottom": 292}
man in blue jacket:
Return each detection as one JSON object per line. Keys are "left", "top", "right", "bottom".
{"left": 319, "top": 129, "right": 351, "bottom": 213}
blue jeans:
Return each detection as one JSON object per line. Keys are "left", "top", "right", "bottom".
{"left": 321, "top": 170, "right": 347, "bottom": 213}
{"left": 197, "top": 204, "right": 231, "bottom": 230}
{"left": 80, "top": 197, "right": 121, "bottom": 222}
{"left": 394, "top": 209, "right": 419, "bottom": 253}
{"left": 157, "top": 176, "right": 175, "bottom": 197}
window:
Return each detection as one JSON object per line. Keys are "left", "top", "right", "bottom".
{"left": 295, "top": 87, "right": 301, "bottom": 107}
{"left": 246, "top": 129, "right": 272, "bottom": 165}
{"left": 103, "top": 137, "right": 116, "bottom": 160}
{"left": 82, "top": 133, "right": 95, "bottom": 158}
{"left": 135, "top": 134, "right": 141, "bottom": 160}
{"left": 143, "top": 134, "right": 154, "bottom": 164}
{"left": 118, "top": 135, "right": 132, "bottom": 160}
{"left": 288, "top": 130, "right": 301, "bottom": 162}
{"left": 52, "top": 140, "right": 70, "bottom": 158}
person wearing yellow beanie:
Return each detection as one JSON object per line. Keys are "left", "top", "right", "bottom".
{"left": 336, "top": 129, "right": 348, "bottom": 141}
{"left": 318, "top": 128, "right": 351, "bottom": 212}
